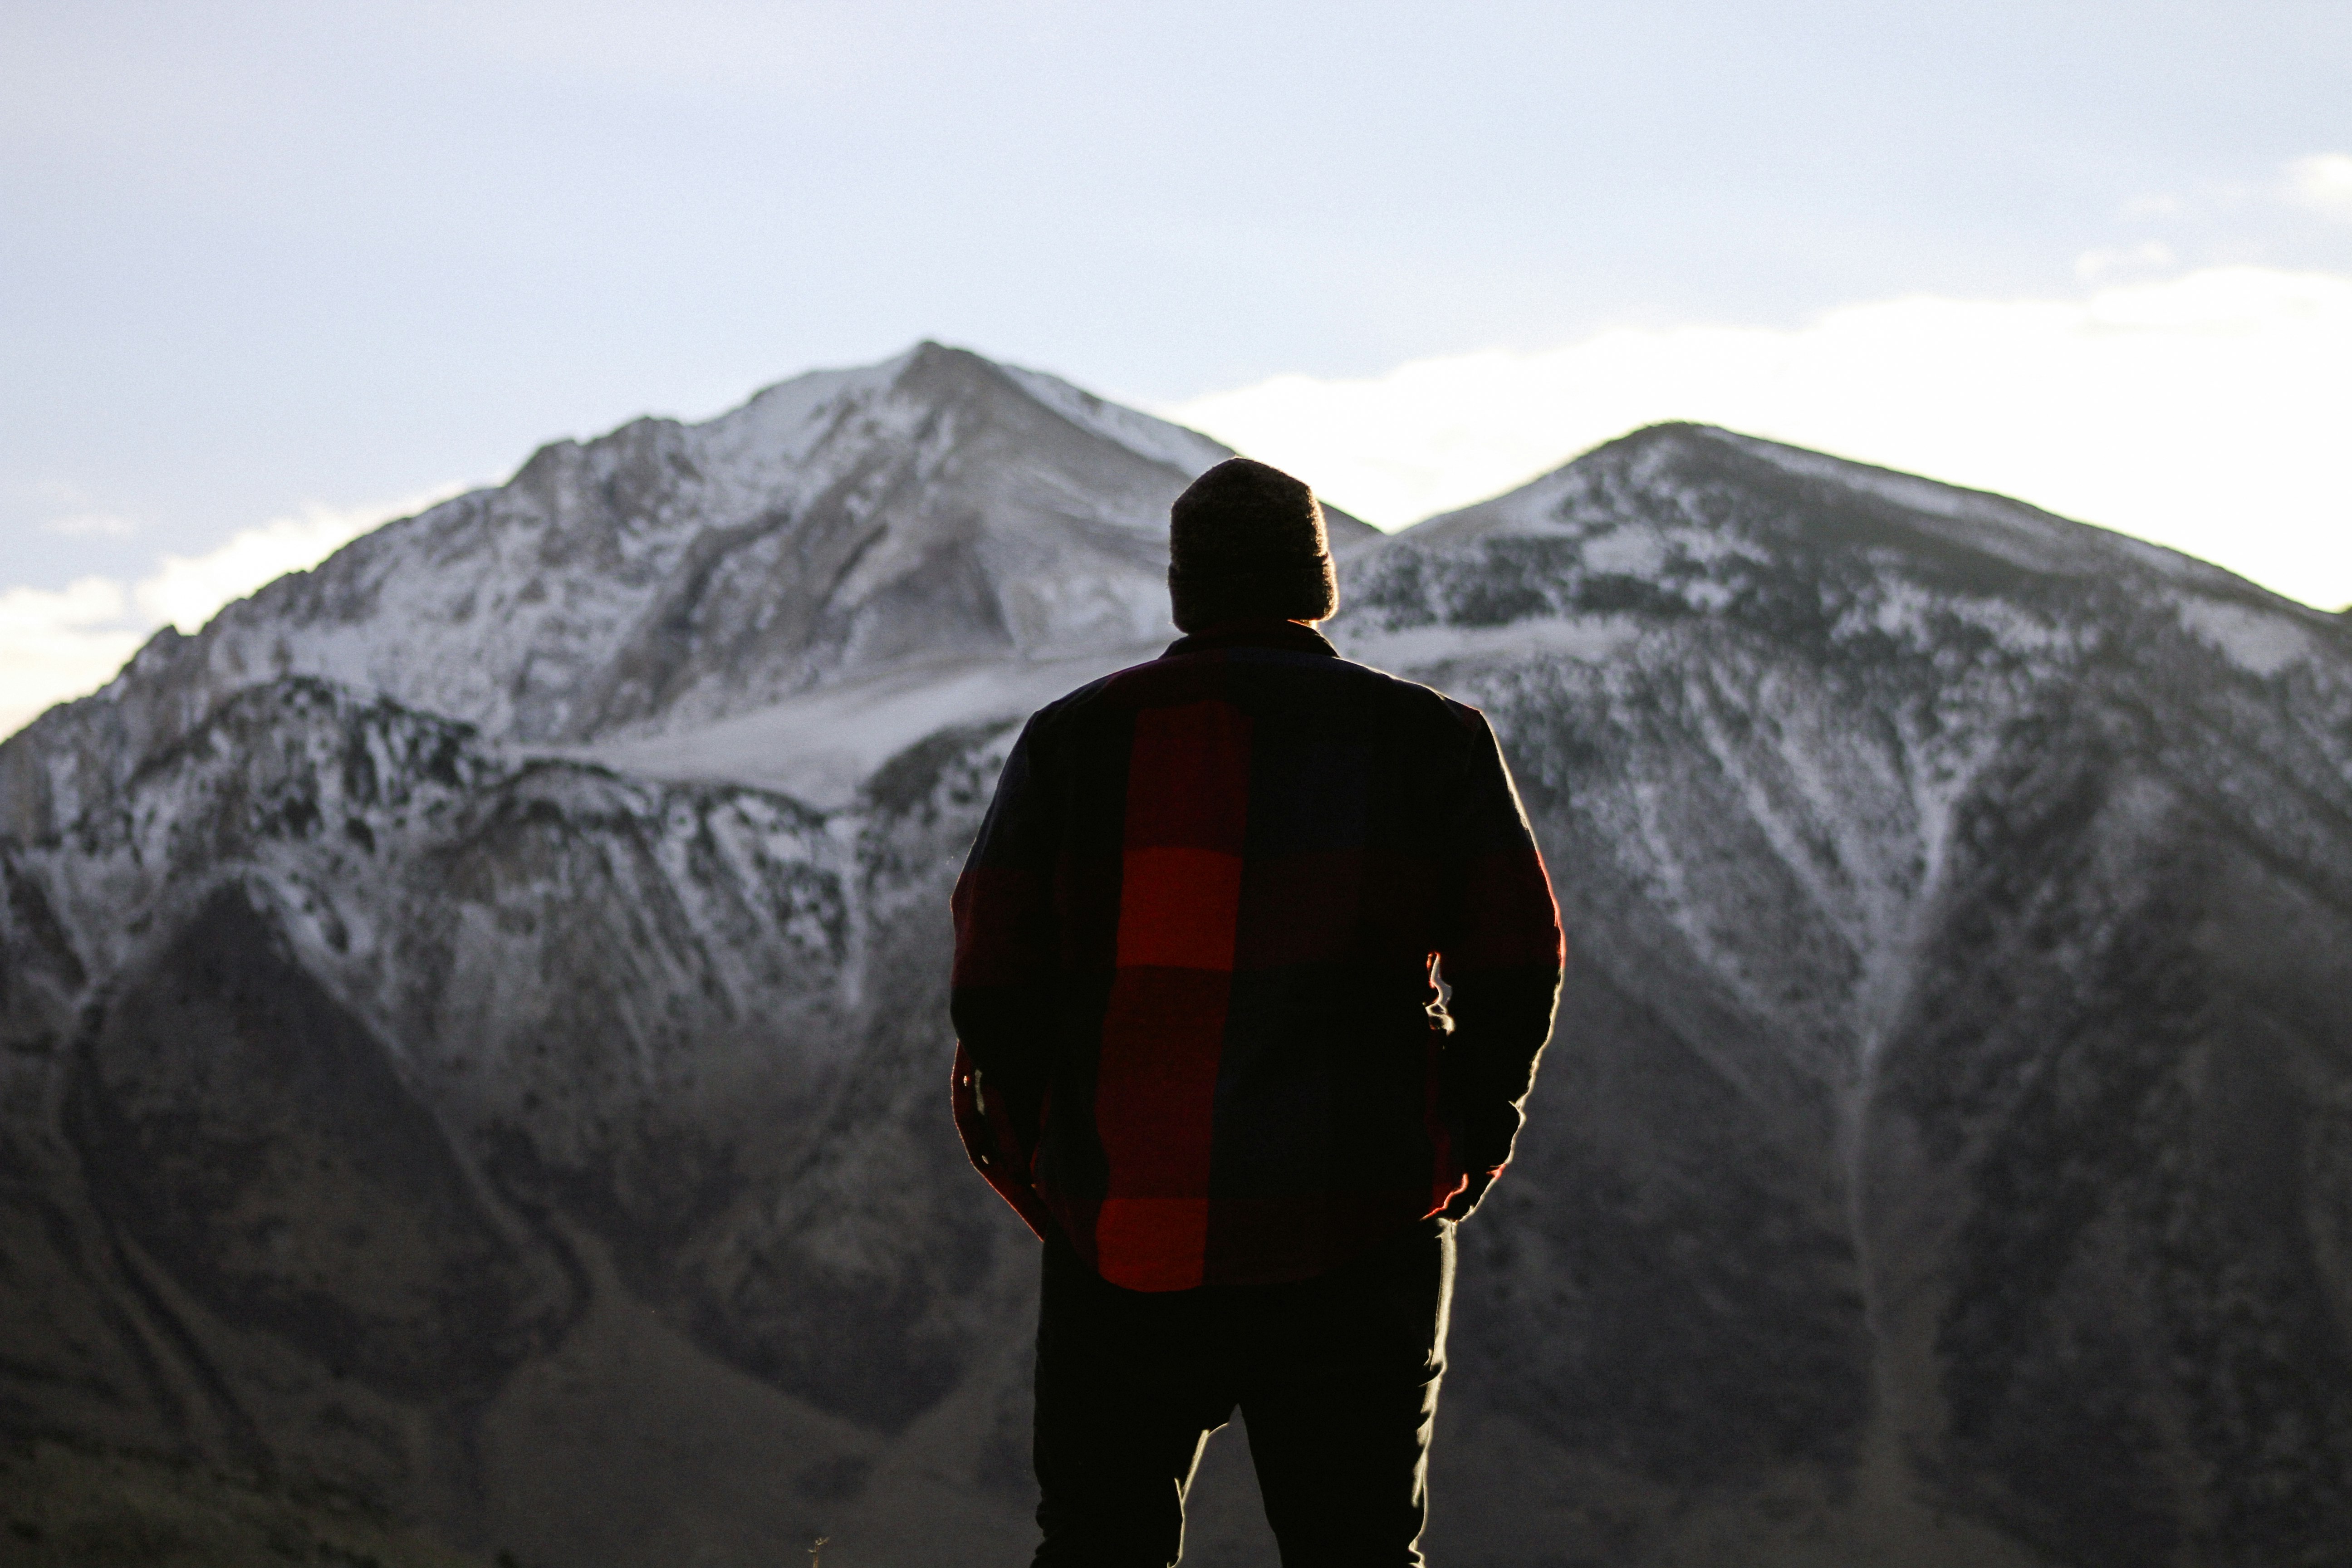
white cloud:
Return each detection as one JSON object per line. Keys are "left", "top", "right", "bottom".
{"left": 2073, "top": 241, "right": 2174, "bottom": 282}
{"left": 0, "top": 578, "right": 147, "bottom": 741}
{"left": 1165, "top": 266, "right": 2352, "bottom": 610}
{"left": 132, "top": 502, "right": 403, "bottom": 634}
{"left": 0, "top": 486, "right": 462, "bottom": 742}
{"left": 2285, "top": 153, "right": 2352, "bottom": 223}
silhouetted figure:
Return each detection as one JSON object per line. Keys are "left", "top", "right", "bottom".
{"left": 951, "top": 458, "right": 1563, "bottom": 1566}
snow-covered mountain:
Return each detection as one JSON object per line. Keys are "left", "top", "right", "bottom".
{"left": 1338, "top": 424, "right": 2352, "bottom": 1566}
{"left": 3, "top": 353, "right": 2348, "bottom": 1568}
{"left": 0, "top": 341, "right": 1372, "bottom": 830}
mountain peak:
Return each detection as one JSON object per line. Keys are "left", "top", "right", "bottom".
{"left": 1395, "top": 416, "right": 2288, "bottom": 610}
{"left": 0, "top": 346, "right": 1245, "bottom": 837}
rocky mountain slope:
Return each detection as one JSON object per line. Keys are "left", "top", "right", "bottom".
{"left": 4, "top": 349, "right": 2349, "bottom": 1567}
{"left": 1341, "top": 426, "right": 2352, "bottom": 1566}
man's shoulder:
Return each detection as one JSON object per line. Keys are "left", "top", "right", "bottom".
{"left": 1308, "top": 651, "right": 1495, "bottom": 742}
{"left": 1024, "top": 645, "right": 1484, "bottom": 748}
{"left": 1023, "top": 658, "right": 1157, "bottom": 733}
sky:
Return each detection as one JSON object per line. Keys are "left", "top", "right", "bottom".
{"left": 5, "top": 0, "right": 2349, "bottom": 737}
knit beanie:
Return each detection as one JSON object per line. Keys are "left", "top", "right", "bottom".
{"left": 1167, "top": 458, "right": 1338, "bottom": 632}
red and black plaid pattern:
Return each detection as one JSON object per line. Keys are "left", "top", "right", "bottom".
{"left": 951, "top": 619, "right": 1562, "bottom": 1290}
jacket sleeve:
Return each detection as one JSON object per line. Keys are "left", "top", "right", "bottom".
{"left": 949, "top": 716, "right": 1059, "bottom": 1237}
{"left": 1434, "top": 705, "right": 1564, "bottom": 1214}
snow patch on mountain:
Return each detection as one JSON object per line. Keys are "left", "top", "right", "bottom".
{"left": 2174, "top": 595, "right": 2319, "bottom": 676}
{"left": 569, "top": 643, "right": 1162, "bottom": 807}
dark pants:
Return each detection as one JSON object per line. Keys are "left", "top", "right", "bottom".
{"left": 1031, "top": 1218, "right": 1455, "bottom": 1567}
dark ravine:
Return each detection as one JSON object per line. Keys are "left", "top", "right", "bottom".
{"left": 3, "top": 351, "right": 2349, "bottom": 1566}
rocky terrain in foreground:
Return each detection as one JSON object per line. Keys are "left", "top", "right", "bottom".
{"left": 5, "top": 344, "right": 2349, "bottom": 1566}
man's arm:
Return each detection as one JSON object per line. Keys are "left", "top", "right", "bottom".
{"left": 1434, "top": 705, "right": 1564, "bottom": 1219}
{"left": 949, "top": 716, "right": 1059, "bottom": 1237}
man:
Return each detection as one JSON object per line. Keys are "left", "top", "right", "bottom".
{"left": 950, "top": 457, "right": 1563, "bottom": 1566}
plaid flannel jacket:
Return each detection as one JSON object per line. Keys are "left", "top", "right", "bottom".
{"left": 950, "top": 619, "right": 1563, "bottom": 1290}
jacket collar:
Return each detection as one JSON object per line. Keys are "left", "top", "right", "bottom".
{"left": 1162, "top": 618, "right": 1339, "bottom": 660}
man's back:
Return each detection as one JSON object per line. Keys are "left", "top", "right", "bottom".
{"left": 951, "top": 618, "right": 1561, "bottom": 1289}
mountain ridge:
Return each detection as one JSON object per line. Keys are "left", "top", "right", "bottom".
{"left": 0, "top": 342, "right": 1372, "bottom": 837}
{"left": 4, "top": 347, "right": 2350, "bottom": 1567}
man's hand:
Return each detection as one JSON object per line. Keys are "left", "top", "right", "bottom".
{"left": 952, "top": 1046, "right": 1053, "bottom": 1240}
